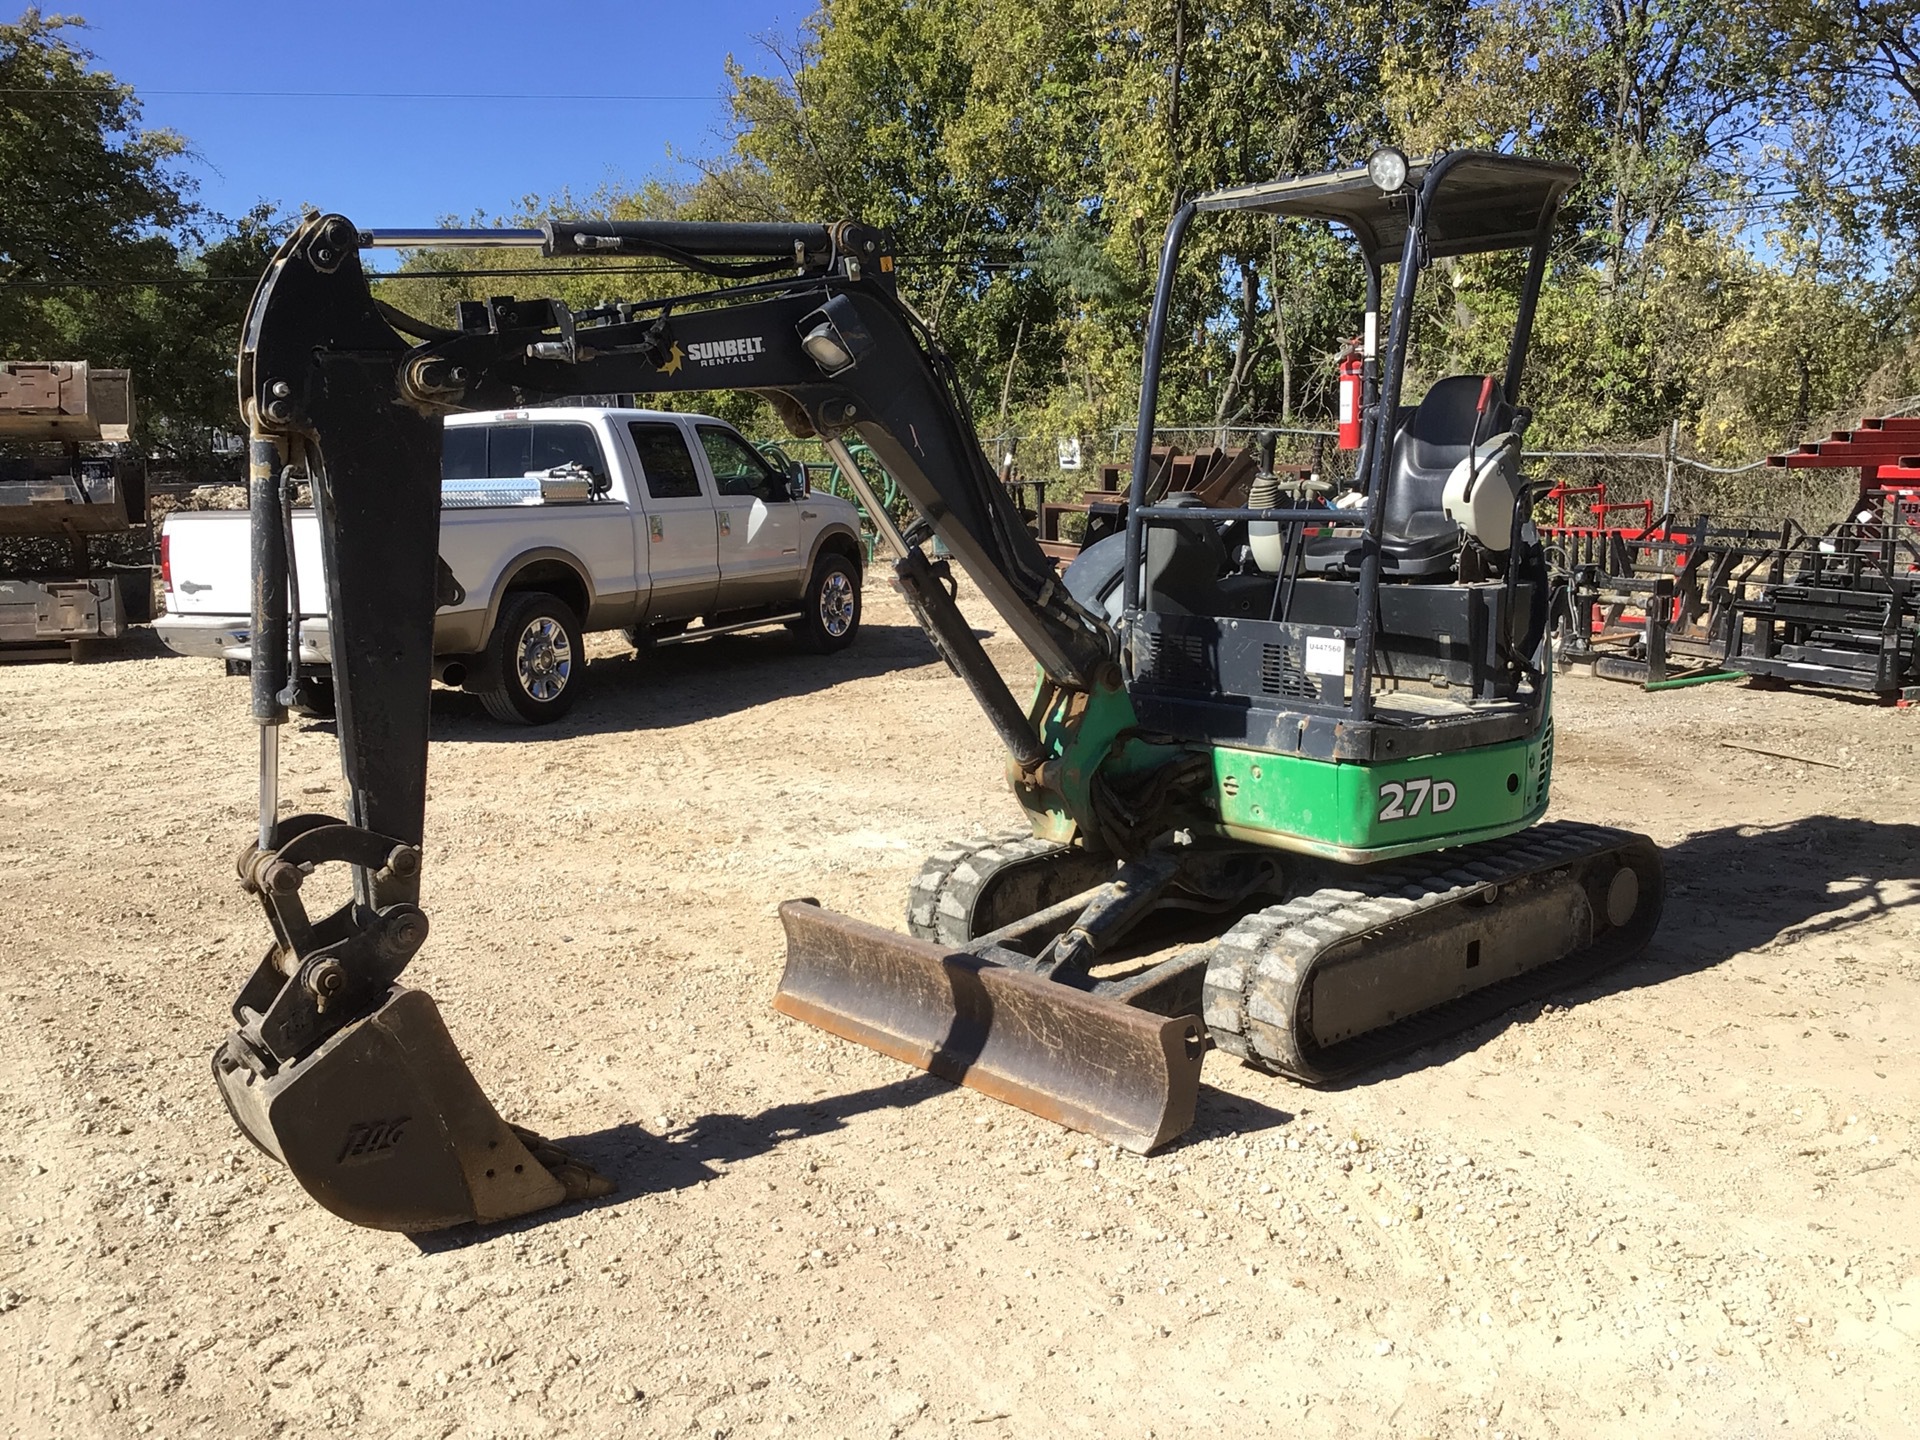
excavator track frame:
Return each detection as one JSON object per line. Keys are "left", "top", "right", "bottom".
{"left": 1200, "top": 821, "right": 1663, "bottom": 1081}
{"left": 906, "top": 832, "right": 1116, "bottom": 948}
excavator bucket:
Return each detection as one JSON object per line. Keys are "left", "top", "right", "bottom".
{"left": 214, "top": 986, "right": 611, "bottom": 1233}
{"left": 775, "top": 900, "right": 1205, "bottom": 1153}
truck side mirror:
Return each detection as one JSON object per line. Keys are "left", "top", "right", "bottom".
{"left": 788, "top": 462, "right": 809, "bottom": 500}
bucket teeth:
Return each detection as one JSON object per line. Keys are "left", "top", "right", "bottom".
{"left": 509, "top": 1124, "right": 617, "bottom": 1204}
{"left": 775, "top": 899, "right": 1205, "bottom": 1154}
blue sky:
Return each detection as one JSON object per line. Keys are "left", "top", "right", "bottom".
{"left": 60, "top": 1, "right": 809, "bottom": 227}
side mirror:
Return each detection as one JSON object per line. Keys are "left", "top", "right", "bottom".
{"left": 788, "top": 461, "right": 809, "bottom": 500}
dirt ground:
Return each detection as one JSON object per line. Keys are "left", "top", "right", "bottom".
{"left": 2, "top": 580, "right": 1916, "bottom": 1440}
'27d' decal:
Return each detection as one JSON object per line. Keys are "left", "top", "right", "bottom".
{"left": 1377, "top": 777, "right": 1457, "bottom": 822}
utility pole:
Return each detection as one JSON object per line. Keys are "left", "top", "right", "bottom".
{"left": 1168, "top": 0, "right": 1186, "bottom": 222}
{"left": 1660, "top": 418, "right": 1678, "bottom": 517}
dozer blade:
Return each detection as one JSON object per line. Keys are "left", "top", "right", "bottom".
{"left": 775, "top": 900, "right": 1205, "bottom": 1154}
{"left": 213, "top": 985, "right": 612, "bottom": 1233}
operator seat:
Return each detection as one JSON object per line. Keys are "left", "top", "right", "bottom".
{"left": 1306, "top": 374, "right": 1513, "bottom": 579}
{"left": 1141, "top": 492, "right": 1229, "bottom": 615}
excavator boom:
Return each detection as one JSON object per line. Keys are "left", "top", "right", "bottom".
{"left": 217, "top": 212, "right": 1195, "bottom": 1229}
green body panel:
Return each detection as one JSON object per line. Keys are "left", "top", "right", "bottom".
{"left": 1011, "top": 671, "right": 1169, "bottom": 846}
{"left": 1211, "top": 725, "right": 1553, "bottom": 863}
{"left": 1007, "top": 662, "right": 1553, "bottom": 865}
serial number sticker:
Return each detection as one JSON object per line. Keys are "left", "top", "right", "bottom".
{"left": 1378, "top": 777, "right": 1457, "bottom": 822}
{"left": 1304, "top": 635, "right": 1346, "bottom": 676}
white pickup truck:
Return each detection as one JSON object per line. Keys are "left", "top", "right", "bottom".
{"left": 155, "top": 407, "right": 866, "bottom": 723}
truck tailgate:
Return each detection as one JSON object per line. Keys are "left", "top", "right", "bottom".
{"left": 163, "top": 509, "right": 325, "bottom": 617}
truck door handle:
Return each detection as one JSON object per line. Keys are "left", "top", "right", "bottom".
{"left": 649, "top": 516, "right": 663, "bottom": 542}
{"left": 717, "top": 512, "right": 731, "bottom": 536}
{"left": 178, "top": 579, "right": 210, "bottom": 593}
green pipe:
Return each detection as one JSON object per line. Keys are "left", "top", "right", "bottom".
{"left": 1645, "top": 669, "right": 1743, "bottom": 690}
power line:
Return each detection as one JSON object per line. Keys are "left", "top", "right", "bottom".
{"left": 1, "top": 272, "right": 257, "bottom": 288}
{"left": 0, "top": 86, "right": 713, "bottom": 102}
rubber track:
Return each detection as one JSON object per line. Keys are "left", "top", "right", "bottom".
{"left": 1200, "top": 820, "right": 1660, "bottom": 1084}
{"left": 905, "top": 832, "right": 1071, "bottom": 947}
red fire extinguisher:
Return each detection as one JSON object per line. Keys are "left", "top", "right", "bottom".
{"left": 1336, "top": 340, "right": 1364, "bottom": 451}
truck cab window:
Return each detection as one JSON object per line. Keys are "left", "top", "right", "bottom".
{"left": 487, "top": 425, "right": 532, "bottom": 479}
{"left": 440, "top": 422, "right": 609, "bottom": 484}
{"left": 529, "top": 422, "right": 608, "bottom": 483}
{"left": 628, "top": 422, "right": 704, "bottom": 500}
{"left": 698, "top": 425, "right": 787, "bottom": 502}
{"left": 441, "top": 425, "right": 488, "bottom": 481}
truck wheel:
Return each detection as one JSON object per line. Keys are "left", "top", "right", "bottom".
{"left": 475, "top": 591, "right": 583, "bottom": 725}
{"left": 797, "top": 552, "right": 861, "bottom": 653}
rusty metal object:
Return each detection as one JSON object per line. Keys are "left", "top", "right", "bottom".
{"left": 215, "top": 985, "right": 612, "bottom": 1232}
{"left": 775, "top": 900, "right": 1204, "bottom": 1154}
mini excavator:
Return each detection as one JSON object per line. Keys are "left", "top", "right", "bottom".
{"left": 213, "top": 150, "right": 1662, "bottom": 1231}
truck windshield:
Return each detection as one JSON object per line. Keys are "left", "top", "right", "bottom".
{"left": 442, "top": 422, "right": 608, "bottom": 483}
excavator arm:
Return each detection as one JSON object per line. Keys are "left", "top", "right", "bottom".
{"left": 214, "top": 213, "right": 1196, "bottom": 1231}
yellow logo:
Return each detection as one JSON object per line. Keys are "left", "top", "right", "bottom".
{"left": 657, "top": 341, "right": 684, "bottom": 376}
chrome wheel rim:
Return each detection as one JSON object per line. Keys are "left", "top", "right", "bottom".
{"left": 819, "top": 570, "right": 856, "bottom": 637}
{"left": 514, "top": 616, "right": 573, "bottom": 701}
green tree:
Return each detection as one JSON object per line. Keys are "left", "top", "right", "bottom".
{"left": 0, "top": 10, "right": 189, "bottom": 294}
{"left": 0, "top": 11, "right": 281, "bottom": 472}
{"left": 382, "top": 0, "right": 1915, "bottom": 483}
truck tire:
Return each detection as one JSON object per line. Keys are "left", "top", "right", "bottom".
{"left": 796, "top": 552, "right": 861, "bottom": 653}
{"left": 474, "top": 590, "right": 583, "bottom": 725}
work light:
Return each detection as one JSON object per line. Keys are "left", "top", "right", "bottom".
{"left": 1366, "top": 146, "right": 1410, "bottom": 195}
{"left": 797, "top": 294, "right": 873, "bottom": 377}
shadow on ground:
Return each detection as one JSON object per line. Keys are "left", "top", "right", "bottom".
{"left": 419, "top": 815, "right": 1919, "bottom": 1245}
{"left": 414, "top": 1068, "right": 1296, "bottom": 1252}
{"left": 429, "top": 621, "right": 942, "bottom": 742}
{"left": 1324, "top": 814, "right": 1920, "bottom": 1087}
{"left": 411, "top": 1074, "right": 953, "bottom": 1250}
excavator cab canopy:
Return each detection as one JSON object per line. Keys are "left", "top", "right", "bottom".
{"left": 1118, "top": 150, "right": 1579, "bottom": 764}
{"left": 1193, "top": 152, "right": 1581, "bottom": 264}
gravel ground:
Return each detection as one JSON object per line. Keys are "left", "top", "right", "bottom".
{"left": 1, "top": 579, "right": 1915, "bottom": 1439}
